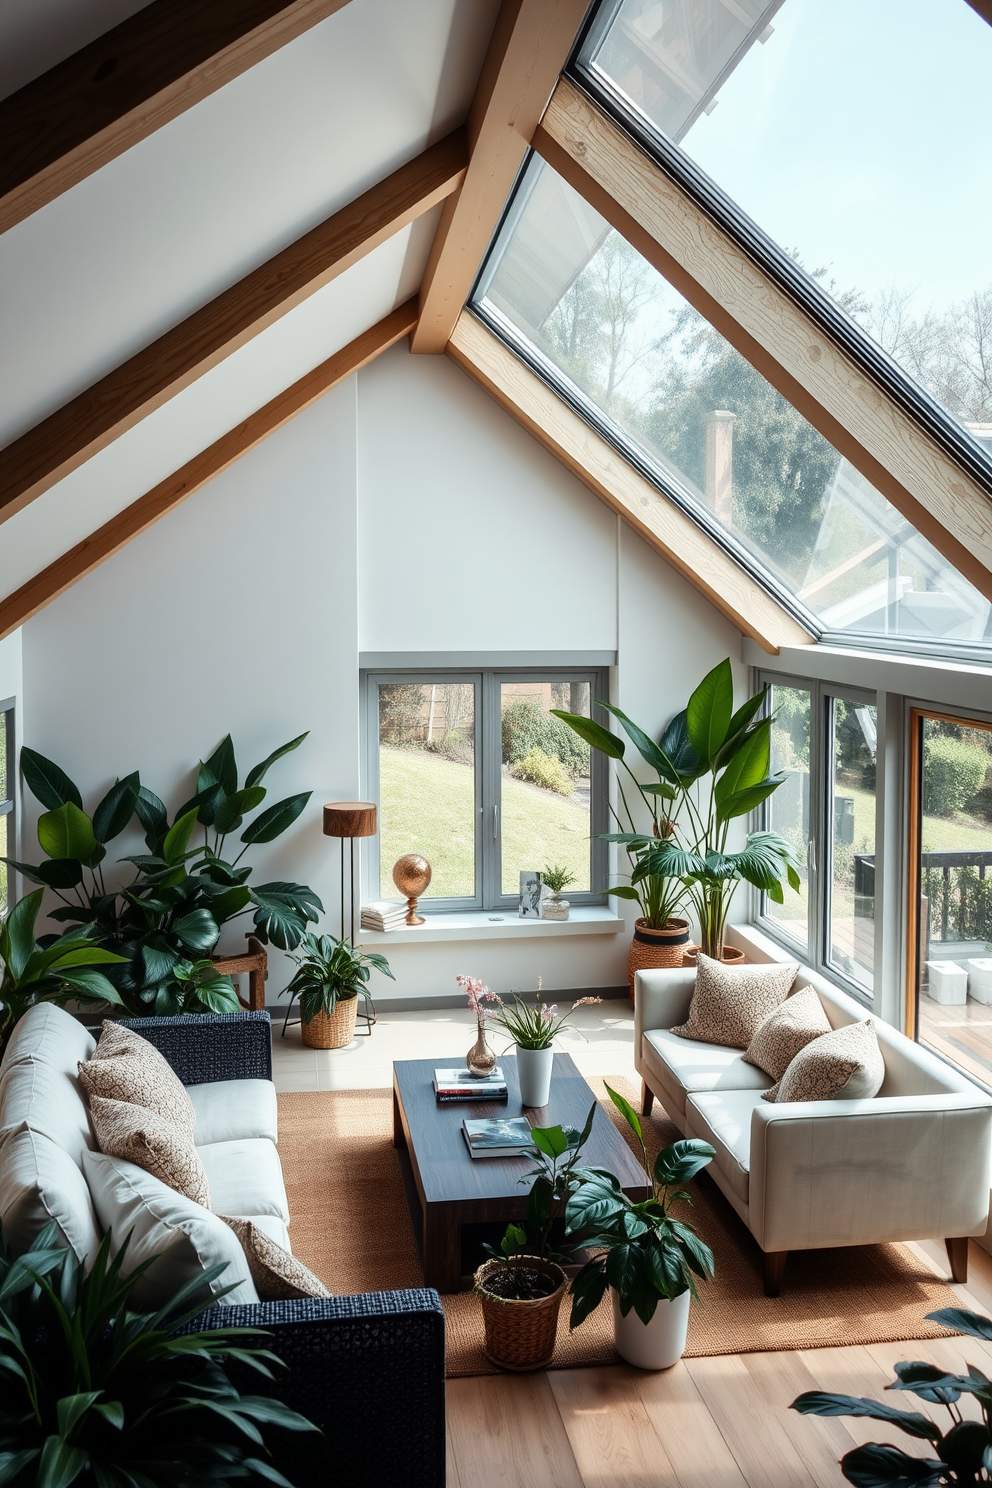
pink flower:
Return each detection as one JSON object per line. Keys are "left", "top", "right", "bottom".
{"left": 456, "top": 974, "right": 500, "bottom": 1017}
{"left": 573, "top": 997, "right": 603, "bottom": 1009}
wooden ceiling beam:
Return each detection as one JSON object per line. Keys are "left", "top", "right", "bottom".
{"left": 447, "top": 312, "right": 813, "bottom": 654}
{"left": 0, "top": 0, "right": 355, "bottom": 235}
{"left": 0, "top": 131, "right": 466, "bottom": 525}
{"left": 410, "top": 0, "right": 590, "bottom": 355}
{"left": 535, "top": 79, "right": 992, "bottom": 600}
{"left": 0, "top": 301, "right": 417, "bottom": 642}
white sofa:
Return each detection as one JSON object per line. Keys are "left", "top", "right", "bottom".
{"left": 635, "top": 963, "right": 992, "bottom": 1295}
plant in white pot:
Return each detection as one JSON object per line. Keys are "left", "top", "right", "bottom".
{"left": 567, "top": 1085, "right": 715, "bottom": 1370}
{"left": 490, "top": 980, "right": 601, "bottom": 1107}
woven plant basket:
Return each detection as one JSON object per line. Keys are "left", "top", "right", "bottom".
{"left": 474, "top": 1257, "right": 568, "bottom": 1372}
{"left": 301, "top": 995, "right": 358, "bottom": 1049}
{"left": 681, "top": 945, "right": 746, "bottom": 968}
{"left": 627, "top": 917, "right": 691, "bottom": 1000}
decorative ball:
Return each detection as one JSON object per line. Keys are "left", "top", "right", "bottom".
{"left": 393, "top": 853, "right": 432, "bottom": 898}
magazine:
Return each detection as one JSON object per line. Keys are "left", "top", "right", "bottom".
{"left": 462, "top": 1116, "right": 535, "bottom": 1159}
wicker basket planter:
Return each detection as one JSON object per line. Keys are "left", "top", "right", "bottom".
{"left": 301, "top": 995, "right": 358, "bottom": 1049}
{"left": 627, "top": 917, "right": 691, "bottom": 999}
{"left": 474, "top": 1257, "right": 568, "bottom": 1371}
{"left": 681, "top": 945, "right": 746, "bottom": 968}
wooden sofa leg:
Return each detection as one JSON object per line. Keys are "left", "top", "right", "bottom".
{"left": 641, "top": 1081, "right": 655, "bottom": 1118}
{"left": 763, "top": 1251, "right": 788, "bottom": 1297}
{"left": 946, "top": 1237, "right": 969, "bottom": 1284}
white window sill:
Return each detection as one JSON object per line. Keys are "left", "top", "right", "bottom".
{"left": 358, "top": 906, "right": 625, "bottom": 945}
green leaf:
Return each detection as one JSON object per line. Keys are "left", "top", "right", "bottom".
{"left": 531, "top": 1124, "right": 568, "bottom": 1159}
{"left": 57, "top": 1391, "right": 103, "bottom": 1439}
{"left": 654, "top": 1139, "right": 716, "bottom": 1186}
{"left": 568, "top": 1258, "right": 610, "bottom": 1329}
{"left": 37, "top": 1435, "right": 89, "bottom": 1488}
{"left": 604, "top": 1081, "right": 642, "bottom": 1146}
{"left": 173, "top": 909, "right": 220, "bottom": 954}
{"left": 92, "top": 1400, "right": 125, "bottom": 1430}
{"left": 685, "top": 658, "right": 734, "bottom": 763}
{"left": 600, "top": 704, "right": 676, "bottom": 779}
{"left": 20, "top": 748, "right": 82, "bottom": 810}
{"left": 0, "top": 887, "right": 43, "bottom": 980}
{"left": 162, "top": 808, "right": 199, "bottom": 865}
{"left": 714, "top": 717, "right": 772, "bottom": 804}
{"left": 134, "top": 785, "right": 169, "bottom": 849}
{"left": 203, "top": 734, "right": 238, "bottom": 798}
{"left": 213, "top": 786, "right": 266, "bottom": 836}
{"left": 926, "top": 1306, "right": 992, "bottom": 1342}
{"left": 245, "top": 731, "right": 309, "bottom": 789}
{"left": 548, "top": 710, "right": 625, "bottom": 760}
{"left": 57, "top": 969, "right": 125, "bottom": 1005}
{"left": 240, "top": 792, "right": 311, "bottom": 845}
{"left": 250, "top": 882, "right": 323, "bottom": 949}
{"left": 4, "top": 855, "right": 85, "bottom": 890}
{"left": 715, "top": 775, "right": 786, "bottom": 825}
{"left": 37, "top": 802, "right": 97, "bottom": 862}
{"left": 658, "top": 710, "right": 704, "bottom": 782}
{"left": 607, "top": 885, "right": 642, "bottom": 901}
{"left": 92, "top": 772, "right": 140, "bottom": 844}
{"left": 838, "top": 1443, "right": 945, "bottom": 1485}
{"left": 790, "top": 1392, "right": 940, "bottom": 1442}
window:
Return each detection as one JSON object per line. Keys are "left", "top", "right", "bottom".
{"left": 365, "top": 670, "right": 608, "bottom": 912}
{"left": 0, "top": 701, "right": 13, "bottom": 918}
{"left": 757, "top": 674, "right": 877, "bottom": 1000}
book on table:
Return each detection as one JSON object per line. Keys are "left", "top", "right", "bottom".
{"left": 434, "top": 1066, "right": 507, "bottom": 1103}
{"left": 462, "top": 1116, "right": 536, "bottom": 1159}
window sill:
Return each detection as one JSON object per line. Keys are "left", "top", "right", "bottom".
{"left": 358, "top": 906, "right": 626, "bottom": 945}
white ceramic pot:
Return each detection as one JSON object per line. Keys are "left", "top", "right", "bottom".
{"left": 516, "top": 1046, "right": 554, "bottom": 1107}
{"left": 612, "top": 1287, "right": 690, "bottom": 1370}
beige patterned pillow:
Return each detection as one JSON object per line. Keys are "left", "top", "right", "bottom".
{"left": 744, "top": 985, "right": 832, "bottom": 1079}
{"left": 78, "top": 1021, "right": 196, "bottom": 1137}
{"left": 766, "top": 1018, "right": 884, "bottom": 1103}
{"left": 88, "top": 1094, "right": 211, "bottom": 1208}
{"left": 671, "top": 954, "right": 798, "bottom": 1050}
{"left": 221, "top": 1216, "right": 330, "bottom": 1300}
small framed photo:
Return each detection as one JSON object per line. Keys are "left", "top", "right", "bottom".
{"left": 518, "top": 870, "right": 542, "bottom": 919}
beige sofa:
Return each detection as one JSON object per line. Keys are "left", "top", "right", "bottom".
{"left": 635, "top": 964, "right": 992, "bottom": 1295}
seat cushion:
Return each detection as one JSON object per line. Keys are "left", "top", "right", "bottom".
{"left": 671, "top": 954, "right": 798, "bottom": 1049}
{"left": 82, "top": 1150, "right": 258, "bottom": 1308}
{"left": 643, "top": 1028, "right": 773, "bottom": 1116}
{"left": 221, "top": 1216, "right": 329, "bottom": 1300}
{"left": 78, "top": 1021, "right": 196, "bottom": 1137}
{"left": 187, "top": 1080, "right": 278, "bottom": 1146}
{"left": 685, "top": 1089, "right": 768, "bottom": 1205}
{"left": 1, "top": 1003, "right": 96, "bottom": 1074}
{"left": 197, "top": 1138, "right": 289, "bottom": 1223}
{"left": 0, "top": 1055, "right": 95, "bottom": 1167}
{"left": 0, "top": 1122, "right": 102, "bottom": 1265}
{"left": 246, "top": 1213, "right": 291, "bottom": 1251}
{"left": 89, "top": 1095, "right": 211, "bottom": 1207}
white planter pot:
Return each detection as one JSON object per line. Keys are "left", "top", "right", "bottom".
{"left": 516, "top": 1046, "right": 554, "bottom": 1107}
{"left": 612, "top": 1287, "right": 690, "bottom": 1370}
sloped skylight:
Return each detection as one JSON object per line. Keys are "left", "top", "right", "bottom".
{"left": 472, "top": 156, "right": 992, "bottom": 653}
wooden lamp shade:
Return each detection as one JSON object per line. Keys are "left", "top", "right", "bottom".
{"left": 323, "top": 802, "right": 377, "bottom": 839}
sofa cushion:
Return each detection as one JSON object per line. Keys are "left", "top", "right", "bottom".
{"left": 245, "top": 1214, "right": 292, "bottom": 1251}
{"left": 1, "top": 1003, "right": 96, "bottom": 1073}
{"left": 197, "top": 1138, "right": 289, "bottom": 1223}
{"left": 89, "top": 1095, "right": 211, "bottom": 1206}
{"left": 671, "top": 954, "right": 798, "bottom": 1050}
{"left": 78, "top": 1021, "right": 196, "bottom": 1137}
{"left": 770, "top": 1019, "right": 885, "bottom": 1103}
{"left": 221, "top": 1216, "right": 328, "bottom": 1300}
{"left": 685, "top": 1089, "right": 767, "bottom": 1205}
{"left": 82, "top": 1150, "right": 258, "bottom": 1308}
{"left": 0, "top": 1122, "right": 102, "bottom": 1264}
{"left": 744, "top": 985, "right": 833, "bottom": 1081}
{"left": 642, "top": 1028, "right": 773, "bottom": 1116}
{"left": 0, "top": 1055, "right": 95, "bottom": 1167}
{"left": 187, "top": 1079, "right": 279, "bottom": 1146}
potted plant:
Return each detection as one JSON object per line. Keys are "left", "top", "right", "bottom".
{"left": 284, "top": 932, "right": 394, "bottom": 1049}
{"left": 475, "top": 1105, "right": 596, "bottom": 1371}
{"left": 0, "top": 1220, "right": 316, "bottom": 1483}
{"left": 539, "top": 863, "right": 576, "bottom": 921}
{"left": 567, "top": 1084, "right": 715, "bottom": 1370}
{"left": 487, "top": 979, "right": 601, "bottom": 1107}
{"left": 0, "top": 889, "right": 127, "bottom": 1049}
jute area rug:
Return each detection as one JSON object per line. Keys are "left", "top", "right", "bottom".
{"left": 277, "top": 1078, "right": 957, "bottom": 1378}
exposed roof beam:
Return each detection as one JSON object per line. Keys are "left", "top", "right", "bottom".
{"left": 0, "top": 0, "right": 354, "bottom": 235}
{"left": 535, "top": 79, "right": 992, "bottom": 601}
{"left": 448, "top": 312, "right": 812, "bottom": 654}
{"left": 0, "top": 301, "right": 417, "bottom": 642}
{"left": 967, "top": 1, "right": 992, "bottom": 25}
{"left": 410, "top": 0, "right": 590, "bottom": 355}
{"left": 0, "top": 131, "right": 466, "bottom": 525}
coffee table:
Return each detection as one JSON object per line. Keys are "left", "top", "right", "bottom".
{"left": 391, "top": 1052, "right": 648, "bottom": 1292}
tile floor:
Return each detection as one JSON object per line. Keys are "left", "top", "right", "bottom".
{"left": 270, "top": 998, "right": 638, "bottom": 1093}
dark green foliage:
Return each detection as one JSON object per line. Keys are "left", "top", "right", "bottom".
{"left": 482, "top": 1104, "right": 597, "bottom": 1277}
{"left": 0, "top": 1221, "right": 316, "bottom": 1486}
{"left": 283, "top": 933, "right": 394, "bottom": 1021}
{"left": 924, "top": 736, "right": 989, "bottom": 817}
{"left": 0, "top": 889, "right": 126, "bottom": 1042}
{"left": 501, "top": 701, "right": 590, "bottom": 777}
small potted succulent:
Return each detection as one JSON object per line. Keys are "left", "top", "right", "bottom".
{"left": 539, "top": 864, "right": 576, "bottom": 921}
{"left": 284, "top": 932, "right": 393, "bottom": 1049}
{"left": 490, "top": 979, "right": 601, "bottom": 1107}
{"left": 475, "top": 1105, "right": 596, "bottom": 1371}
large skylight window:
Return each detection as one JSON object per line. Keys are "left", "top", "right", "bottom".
{"left": 473, "top": 157, "right": 992, "bottom": 652}
{"left": 575, "top": 0, "right": 992, "bottom": 465}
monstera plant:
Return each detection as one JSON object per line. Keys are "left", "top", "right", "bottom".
{"left": 3, "top": 735, "right": 322, "bottom": 1016}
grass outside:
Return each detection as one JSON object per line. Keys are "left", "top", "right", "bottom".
{"left": 379, "top": 746, "right": 591, "bottom": 900}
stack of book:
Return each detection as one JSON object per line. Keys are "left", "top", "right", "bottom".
{"left": 360, "top": 900, "right": 408, "bottom": 932}
{"left": 433, "top": 1066, "right": 507, "bottom": 1104}
{"left": 462, "top": 1116, "right": 535, "bottom": 1159}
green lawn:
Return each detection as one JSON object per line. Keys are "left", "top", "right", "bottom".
{"left": 842, "top": 780, "right": 992, "bottom": 854}
{"left": 379, "top": 746, "right": 591, "bottom": 899}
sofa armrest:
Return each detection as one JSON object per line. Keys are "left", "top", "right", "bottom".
{"left": 634, "top": 968, "right": 696, "bottom": 1070}
{"left": 120, "top": 1011, "right": 272, "bottom": 1085}
{"left": 184, "top": 1289, "right": 445, "bottom": 1488}
{"left": 748, "top": 1092, "right": 992, "bottom": 1254}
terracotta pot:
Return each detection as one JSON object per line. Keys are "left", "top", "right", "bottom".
{"left": 681, "top": 945, "right": 746, "bottom": 968}
{"left": 301, "top": 995, "right": 358, "bottom": 1049}
{"left": 627, "top": 917, "right": 691, "bottom": 1000}
{"left": 474, "top": 1256, "right": 567, "bottom": 1371}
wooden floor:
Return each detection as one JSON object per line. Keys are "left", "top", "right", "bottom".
{"left": 447, "top": 1239, "right": 992, "bottom": 1487}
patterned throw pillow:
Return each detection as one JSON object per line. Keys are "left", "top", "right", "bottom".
{"left": 78, "top": 1021, "right": 196, "bottom": 1137}
{"left": 88, "top": 1094, "right": 211, "bottom": 1207}
{"left": 671, "top": 954, "right": 798, "bottom": 1050}
{"left": 744, "top": 985, "right": 832, "bottom": 1079}
{"left": 766, "top": 1018, "right": 885, "bottom": 1103}
{"left": 221, "top": 1216, "right": 330, "bottom": 1301}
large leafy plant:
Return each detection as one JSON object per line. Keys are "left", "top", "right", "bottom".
{"left": 284, "top": 933, "right": 394, "bottom": 1022}
{"left": 0, "top": 1221, "right": 316, "bottom": 1486}
{"left": 0, "top": 889, "right": 126, "bottom": 1044}
{"left": 567, "top": 1084, "right": 715, "bottom": 1328}
{"left": 792, "top": 1305, "right": 992, "bottom": 1484}
{"left": 4, "top": 736, "right": 322, "bottom": 1015}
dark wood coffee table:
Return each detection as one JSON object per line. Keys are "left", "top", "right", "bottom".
{"left": 391, "top": 1052, "right": 648, "bottom": 1292}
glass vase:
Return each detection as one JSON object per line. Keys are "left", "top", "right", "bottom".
{"left": 466, "top": 1017, "right": 497, "bottom": 1077}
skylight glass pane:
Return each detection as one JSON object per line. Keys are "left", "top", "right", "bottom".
{"left": 580, "top": 0, "right": 992, "bottom": 460}
{"left": 476, "top": 157, "right": 992, "bottom": 650}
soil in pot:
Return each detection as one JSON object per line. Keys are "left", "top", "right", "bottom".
{"left": 475, "top": 1256, "right": 567, "bottom": 1372}
{"left": 481, "top": 1266, "right": 559, "bottom": 1301}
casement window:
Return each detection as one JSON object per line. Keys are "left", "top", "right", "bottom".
{"left": 363, "top": 669, "right": 609, "bottom": 912}
{"left": 0, "top": 700, "right": 14, "bottom": 916}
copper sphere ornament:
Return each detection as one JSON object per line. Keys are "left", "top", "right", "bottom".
{"left": 392, "top": 853, "right": 432, "bottom": 926}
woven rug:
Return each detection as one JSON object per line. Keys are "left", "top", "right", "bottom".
{"left": 276, "top": 1079, "right": 957, "bottom": 1377}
